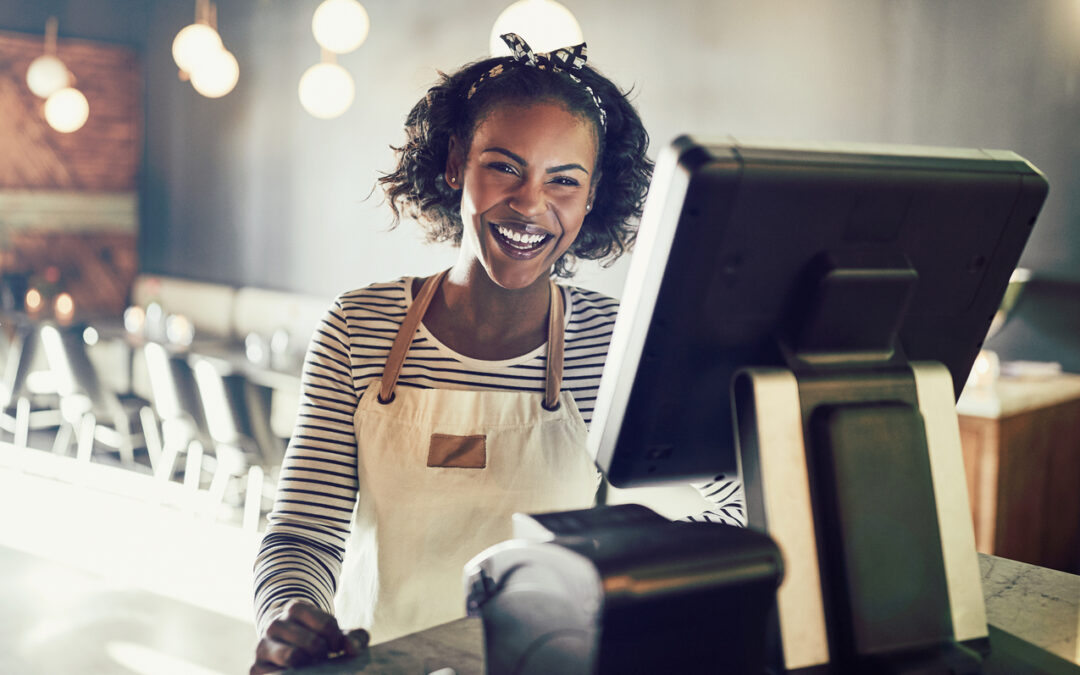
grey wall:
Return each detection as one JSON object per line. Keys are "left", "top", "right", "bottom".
{"left": 0, "top": 0, "right": 148, "bottom": 47}
{"left": 4, "top": 0, "right": 1080, "bottom": 369}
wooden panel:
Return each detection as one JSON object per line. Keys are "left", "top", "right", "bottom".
{"left": 961, "top": 393, "right": 1080, "bottom": 574}
{"left": 995, "top": 398, "right": 1080, "bottom": 573}
{"left": 958, "top": 415, "right": 999, "bottom": 554}
{"left": 6, "top": 230, "right": 136, "bottom": 315}
{"left": 0, "top": 29, "right": 140, "bottom": 191}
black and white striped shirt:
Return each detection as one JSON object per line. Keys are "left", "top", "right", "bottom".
{"left": 252, "top": 277, "right": 744, "bottom": 632}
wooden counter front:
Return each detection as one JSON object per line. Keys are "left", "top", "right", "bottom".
{"left": 957, "top": 373, "right": 1080, "bottom": 574}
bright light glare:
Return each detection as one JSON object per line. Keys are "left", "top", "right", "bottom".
{"left": 25, "top": 288, "right": 43, "bottom": 311}
{"left": 189, "top": 49, "right": 239, "bottom": 98}
{"left": 165, "top": 314, "right": 195, "bottom": 346}
{"left": 26, "top": 54, "right": 69, "bottom": 98}
{"left": 312, "top": 0, "right": 371, "bottom": 54}
{"left": 298, "top": 62, "right": 355, "bottom": 119}
{"left": 82, "top": 326, "right": 99, "bottom": 346}
{"left": 44, "top": 87, "right": 89, "bottom": 133}
{"left": 54, "top": 292, "right": 75, "bottom": 323}
{"left": 106, "top": 641, "right": 230, "bottom": 675}
{"left": 123, "top": 305, "right": 145, "bottom": 334}
{"left": 489, "top": 0, "right": 583, "bottom": 56}
{"left": 172, "top": 23, "right": 223, "bottom": 73}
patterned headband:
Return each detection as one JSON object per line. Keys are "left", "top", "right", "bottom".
{"left": 466, "top": 33, "right": 607, "bottom": 130}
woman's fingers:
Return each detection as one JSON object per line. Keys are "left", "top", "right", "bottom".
{"left": 283, "top": 600, "right": 347, "bottom": 651}
{"left": 253, "top": 635, "right": 311, "bottom": 670}
{"left": 344, "top": 628, "right": 371, "bottom": 656}
{"left": 251, "top": 602, "right": 369, "bottom": 674}
{"left": 265, "top": 618, "right": 330, "bottom": 659}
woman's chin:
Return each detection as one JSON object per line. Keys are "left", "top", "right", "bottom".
{"left": 483, "top": 258, "right": 553, "bottom": 291}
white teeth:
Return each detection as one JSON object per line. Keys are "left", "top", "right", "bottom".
{"left": 495, "top": 224, "right": 548, "bottom": 246}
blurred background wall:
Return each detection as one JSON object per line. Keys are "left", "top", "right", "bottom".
{"left": 1, "top": 0, "right": 1079, "bottom": 368}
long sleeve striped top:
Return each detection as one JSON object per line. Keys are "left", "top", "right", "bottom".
{"left": 252, "top": 276, "right": 744, "bottom": 633}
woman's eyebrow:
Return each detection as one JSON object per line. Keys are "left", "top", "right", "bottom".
{"left": 481, "top": 147, "right": 589, "bottom": 175}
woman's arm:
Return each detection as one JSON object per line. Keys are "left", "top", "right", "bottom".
{"left": 253, "top": 297, "right": 361, "bottom": 633}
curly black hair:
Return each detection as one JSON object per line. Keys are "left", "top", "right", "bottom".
{"left": 379, "top": 51, "right": 653, "bottom": 278}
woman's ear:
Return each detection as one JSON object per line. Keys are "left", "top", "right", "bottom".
{"left": 445, "top": 136, "right": 464, "bottom": 189}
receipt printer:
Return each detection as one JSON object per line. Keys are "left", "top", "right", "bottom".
{"left": 464, "top": 504, "right": 783, "bottom": 675}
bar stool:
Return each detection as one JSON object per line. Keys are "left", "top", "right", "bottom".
{"left": 142, "top": 341, "right": 211, "bottom": 491}
{"left": 39, "top": 323, "right": 155, "bottom": 467}
{"left": 0, "top": 320, "right": 62, "bottom": 448}
{"left": 190, "top": 356, "right": 284, "bottom": 530}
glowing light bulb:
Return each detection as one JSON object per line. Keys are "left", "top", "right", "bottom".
{"left": 298, "top": 62, "right": 355, "bottom": 119}
{"left": 44, "top": 87, "right": 89, "bottom": 133}
{"left": 123, "top": 305, "right": 146, "bottom": 335}
{"left": 55, "top": 292, "right": 75, "bottom": 323}
{"left": 172, "top": 23, "right": 223, "bottom": 73}
{"left": 26, "top": 54, "right": 70, "bottom": 98}
{"left": 489, "top": 0, "right": 583, "bottom": 56}
{"left": 189, "top": 48, "right": 239, "bottom": 98}
{"left": 312, "top": 0, "right": 371, "bottom": 54}
{"left": 25, "top": 288, "right": 43, "bottom": 312}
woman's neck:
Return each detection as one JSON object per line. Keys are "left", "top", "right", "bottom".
{"left": 418, "top": 262, "right": 553, "bottom": 360}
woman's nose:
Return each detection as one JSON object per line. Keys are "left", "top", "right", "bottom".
{"left": 508, "top": 180, "right": 547, "bottom": 217}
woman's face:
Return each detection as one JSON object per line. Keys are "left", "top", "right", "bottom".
{"left": 447, "top": 101, "right": 598, "bottom": 291}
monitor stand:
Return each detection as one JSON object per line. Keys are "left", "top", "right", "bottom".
{"left": 735, "top": 361, "right": 1067, "bottom": 673}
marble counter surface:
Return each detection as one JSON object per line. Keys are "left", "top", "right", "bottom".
{"left": 291, "top": 553, "right": 1078, "bottom": 673}
{"left": 284, "top": 617, "right": 483, "bottom": 675}
{"left": 980, "top": 553, "right": 1079, "bottom": 663}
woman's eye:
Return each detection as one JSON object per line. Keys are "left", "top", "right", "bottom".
{"left": 551, "top": 176, "right": 581, "bottom": 187}
{"left": 488, "top": 162, "right": 518, "bottom": 175}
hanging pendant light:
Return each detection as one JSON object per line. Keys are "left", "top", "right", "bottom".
{"left": 26, "top": 18, "right": 71, "bottom": 98}
{"left": 173, "top": 0, "right": 238, "bottom": 98}
{"left": 189, "top": 48, "right": 239, "bottom": 98}
{"left": 26, "top": 55, "right": 69, "bottom": 98}
{"left": 172, "top": 0, "right": 222, "bottom": 74}
{"left": 312, "top": 0, "right": 370, "bottom": 54}
{"left": 172, "top": 23, "right": 223, "bottom": 74}
{"left": 299, "top": 50, "right": 355, "bottom": 119}
{"left": 489, "top": 0, "right": 583, "bottom": 56}
{"left": 44, "top": 86, "right": 90, "bottom": 133}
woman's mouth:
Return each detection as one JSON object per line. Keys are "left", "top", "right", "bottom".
{"left": 490, "top": 223, "right": 553, "bottom": 259}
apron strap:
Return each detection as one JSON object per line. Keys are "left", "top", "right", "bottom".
{"left": 378, "top": 270, "right": 566, "bottom": 409}
{"left": 378, "top": 270, "right": 447, "bottom": 403}
{"left": 542, "top": 281, "right": 564, "bottom": 411}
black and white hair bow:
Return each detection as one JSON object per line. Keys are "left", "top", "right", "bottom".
{"left": 467, "top": 33, "right": 607, "bottom": 130}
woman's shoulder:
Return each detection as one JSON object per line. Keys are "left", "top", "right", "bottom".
{"left": 561, "top": 284, "right": 620, "bottom": 331}
{"left": 334, "top": 277, "right": 410, "bottom": 304}
{"left": 328, "top": 277, "right": 412, "bottom": 320}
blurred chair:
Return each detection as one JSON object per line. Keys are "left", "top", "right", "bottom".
{"left": 39, "top": 323, "right": 155, "bottom": 467}
{"left": 0, "top": 320, "right": 62, "bottom": 448}
{"left": 142, "top": 340, "right": 210, "bottom": 489}
{"left": 191, "top": 356, "right": 285, "bottom": 530}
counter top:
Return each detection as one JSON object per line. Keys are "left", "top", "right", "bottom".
{"left": 957, "top": 372, "right": 1080, "bottom": 419}
{"left": 285, "top": 617, "right": 483, "bottom": 675}
{"left": 980, "top": 553, "right": 1078, "bottom": 662}
{"left": 286, "top": 553, "right": 1078, "bottom": 673}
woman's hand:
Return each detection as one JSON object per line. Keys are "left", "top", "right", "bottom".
{"left": 251, "top": 600, "right": 369, "bottom": 674}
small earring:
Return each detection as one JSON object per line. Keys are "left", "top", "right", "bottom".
{"left": 586, "top": 201, "right": 592, "bottom": 211}
{"left": 448, "top": 175, "right": 457, "bottom": 186}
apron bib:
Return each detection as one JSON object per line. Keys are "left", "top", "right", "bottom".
{"left": 334, "top": 271, "right": 600, "bottom": 642}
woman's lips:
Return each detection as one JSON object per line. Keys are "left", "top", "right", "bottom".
{"left": 490, "top": 222, "right": 552, "bottom": 260}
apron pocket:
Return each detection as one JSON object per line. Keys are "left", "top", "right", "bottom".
{"left": 428, "top": 433, "right": 487, "bottom": 469}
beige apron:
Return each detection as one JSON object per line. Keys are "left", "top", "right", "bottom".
{"left": 334, "top": 270, "right": 601, "bottom": 643}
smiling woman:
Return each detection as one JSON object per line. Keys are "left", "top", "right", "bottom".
{"left": 248, "top": 33, "right": 661, "bottom": 674}
{"left": 451, "top": 102, "right": 596, "bottom": 294}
